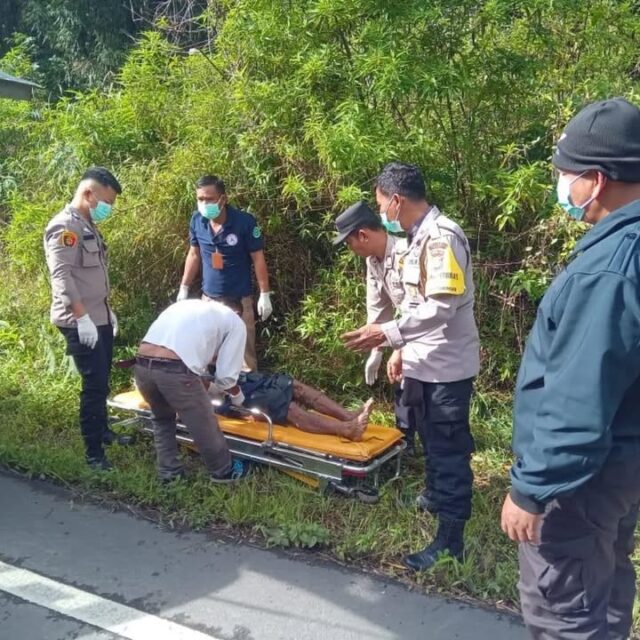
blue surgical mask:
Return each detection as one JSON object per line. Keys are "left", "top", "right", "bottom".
{"left": 90, "top": 200, "right": 113, "bottom": 223}
{"left": 381, "top": 195, "right": 403, "bottom": 233}
{"left": 198, "top": 200, "right": 221, "bottom": 220}
{"left": 556, "top": 171, "right": 595, "bottom": 221}
{"left": 381, "top": 212, "right": 403, "bottom": 233}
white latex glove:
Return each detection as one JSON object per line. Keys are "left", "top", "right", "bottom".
{"left": 364, "top": 349, "right": 383, "bottom": 385}
{"left": 228, "top": 388, "right": 245, "bottom": 407}
{"left": 76, "top": 314, "right": 98, "bottom": 349}
{"left": 109, "top": 309, "right": 118, "bottom": 337}
{"left": 177, "top": 284, "right": 190, "bottom": 302}
{"left": 257, "top": 291, "right": 273, "bottom": 321}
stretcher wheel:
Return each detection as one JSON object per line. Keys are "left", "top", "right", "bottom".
{"left": 325, "top": 482, "right": 379, "bottom": 504}
{"left": 354, "top": 488, "right": 379, "bottom": 504}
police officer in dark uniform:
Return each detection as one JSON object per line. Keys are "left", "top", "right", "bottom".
{"left": 343, "top": 163, "right": 480, "bottom": 571}
{"left": 44, "top": 167, "right": 128, "bottom": 470}
{"left": 177, "top": 175, "right": 272, "bottom": 371}
{"left": 502, "top": 98, "right": 640, "bottom": 639}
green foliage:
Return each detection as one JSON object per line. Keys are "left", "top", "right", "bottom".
{"left": 266, "top": 251, "right": 367, "bottom": 395}
{"left": 3, "top": 0, "right": 640, "bottom": 389}
{"left": 3, "top": 1, "right": 640, "bottom": 624}
{"left": 257, "top": 521, "right": 331, "bottom": 549}
{"left": 0, "top": 1, "right": 172, "bottom": 93}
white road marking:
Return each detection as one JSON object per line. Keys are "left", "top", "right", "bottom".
{"left": 0, "top": 560, "right": 222, "bottom": 640}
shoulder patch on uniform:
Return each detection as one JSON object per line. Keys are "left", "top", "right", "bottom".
{"left": 425, "top": 243, "right": 465, "bottom": 296}
{"left": 59, "top": 230, "right": 78, "bottom": 248}
{"left": 252, "top": 225, "right": 262, "bottom": 239}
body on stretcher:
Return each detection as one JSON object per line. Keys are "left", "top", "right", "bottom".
{"left": 108, "top": 389, "right": 406, "bottom": 503}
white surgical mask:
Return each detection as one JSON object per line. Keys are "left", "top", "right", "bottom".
{"left": 556, "top": 171, "right": 597, "bottom": 221}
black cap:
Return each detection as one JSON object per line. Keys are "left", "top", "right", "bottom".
{"left": 333, "top": 201, "right": 381, "bottom": 245}
{"left": 553, "top": 97, "right": 640, "bottom": 182}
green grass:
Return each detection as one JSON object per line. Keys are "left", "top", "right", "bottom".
{"left": 1, "top": 317, "right": 639, "bottom": 636}
{"left": 0, "top": 330, "right": 518, "bottom": 609}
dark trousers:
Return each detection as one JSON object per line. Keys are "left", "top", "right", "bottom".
{"left": 134, "top": 364, "right": 232, "bottom": 479}
{"left": 405, "top": 377, "right": 474, "bottom": 521}
{"left": 59, "top": 324, "right": 114, "bottom": 461}
{"left": 394, "top": 385, "right": 421, "bottom": 445}
{"left": 518, "top": 457, "right": 640, "bottom": 640}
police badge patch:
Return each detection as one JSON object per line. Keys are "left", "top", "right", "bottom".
{"left": 60, "top": 230, "right": 78, "bottom": 248}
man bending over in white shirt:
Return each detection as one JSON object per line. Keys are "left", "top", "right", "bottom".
{"left": 134, "top": 298, "right": 247, "bottom": 483}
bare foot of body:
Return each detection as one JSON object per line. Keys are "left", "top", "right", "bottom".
{"left": 342, "top": 398, "right": 374, "bottom": 441}
{"left": 346, "top": 397, "right": 375, "bottom": 421}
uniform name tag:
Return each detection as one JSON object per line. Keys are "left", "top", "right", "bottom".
{"left": 403, "top": 263, "right": 420, "bottom": 286}
{"left": 404, "top": 265, "right": 420, "bottom": 286}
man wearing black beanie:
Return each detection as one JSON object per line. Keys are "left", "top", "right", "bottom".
{"left": 501, "top": 97, "right": 640, "bottom": 639}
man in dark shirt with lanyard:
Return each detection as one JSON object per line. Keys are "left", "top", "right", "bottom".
{"left": 177, "top": 175, "right": 272, "bottom": 371}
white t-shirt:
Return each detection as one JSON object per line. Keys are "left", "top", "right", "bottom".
{"left": 142, "top": 299, "right": 246, "bottom": 388}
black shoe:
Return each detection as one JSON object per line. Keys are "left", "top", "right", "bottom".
{"left": 415, "top": 491, "right": 438, "bottom": 515}
{"left": 103, "top": 429, "right": 135, "bottom": 446}
{"left": 87, "top": 456, "right": 113, "bottom": 472}
{"left": 159, "top": 469, "right": 187, "bottom": 485}
{"left": 404, "top": 517, "right": 466, "bottom": 572}
{"left": 211, "top": 458, "right": 251, "bottom": 484}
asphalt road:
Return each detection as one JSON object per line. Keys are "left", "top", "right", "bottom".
{"left": 0, "top": 471, "right": 527, "bottom": 640}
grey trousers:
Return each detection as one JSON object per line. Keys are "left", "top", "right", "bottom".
{"left": 134, "top": 364, "right": 232, "bottom": 479}
{"left": 518, "top": 456, "right": 640, "bottom": 640}
{"left": 202, "top": 294, "right": 257, "bottom": 371}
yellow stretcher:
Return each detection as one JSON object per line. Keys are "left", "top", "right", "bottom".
{"left": 108, "top": 389, "right": 406, "bottom": 503}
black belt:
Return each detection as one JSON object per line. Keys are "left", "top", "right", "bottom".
{"left": 135, "top": 356, "right": 191, "bottom": 374}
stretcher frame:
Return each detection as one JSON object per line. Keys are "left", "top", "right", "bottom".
{"left": 107, "top": 397, "right": 406, "bottom": 503}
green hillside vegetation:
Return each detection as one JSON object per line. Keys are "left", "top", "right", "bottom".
{"left": 1, "top": 0, "right": 640, "bottom": 626}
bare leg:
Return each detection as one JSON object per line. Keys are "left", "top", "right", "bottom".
{"left": 287, "top": 399, "right": 374, "bottom": 441}
{"left": 292, "top": 380, "right": 358, "bottom": 420}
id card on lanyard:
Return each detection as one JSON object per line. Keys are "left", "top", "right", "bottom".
{"left": 209, "top": 221, "right": 225, "bottom": 270}
{"left": 211, "top": 251, "right": 224, "bottom": 270}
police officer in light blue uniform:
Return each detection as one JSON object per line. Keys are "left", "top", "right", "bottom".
{"left": 177, "top": 175, "right": 272, "bottom": 371}
{"left": 501, "top": 98, "right": 640, "bottom": 640}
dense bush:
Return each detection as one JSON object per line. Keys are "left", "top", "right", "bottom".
{"left": 2, "top": 0, "right": 640, "bottom": 394}
{"left": 4, "top": 1, "right": 640, "bottom": 622}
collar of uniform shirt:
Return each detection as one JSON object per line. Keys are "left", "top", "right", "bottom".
{"left": 407, "top": 206, "right": 434, "bottom": 244}
{"left": 370, "top": 234, "right": 395, "bottom": 269}
{"left": 67, "top": 204, "right": 95, "bottom": 229}
{"left": 207, "top": 204, "right": 236, "bottom": 235}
